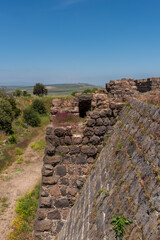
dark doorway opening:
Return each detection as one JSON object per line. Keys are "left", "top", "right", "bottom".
{"left": 79, "top": 100, "right": 92, "bottom": 118}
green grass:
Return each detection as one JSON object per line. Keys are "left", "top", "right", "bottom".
{"left": 0, "top": 197, "right": 9, "bottom": 214}
{"left": 8, "top": 183, "right": 40, "bottom": 240}
{"left": 15, "top": 148, "right": 24, "bottom": 155}
{"left": 31, "top": 138, "right": 46, "bottom": 152}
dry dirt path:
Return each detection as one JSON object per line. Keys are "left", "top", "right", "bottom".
{"left": 0, "top": 133, "right": 45, "bottom": 240}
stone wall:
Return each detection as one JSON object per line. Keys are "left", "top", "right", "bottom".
{"left": 56, "top": 98, "right": 160, "bottom": 240}
{"left": 34, "top": 103, "right": 124, "bottom": 240}
{"left": 106, "top": 77, "right": 160, "bottom": 98}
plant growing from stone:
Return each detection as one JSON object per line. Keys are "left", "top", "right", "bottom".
{"left": 111, "top": 215, "right": 132, "bottom": 240}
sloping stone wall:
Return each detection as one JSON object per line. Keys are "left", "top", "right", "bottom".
{"left": 34, "top": 103, "right": 124, "bottom": 240}
{"left": 56, "top": 98, "right": 160, "bottom": 240}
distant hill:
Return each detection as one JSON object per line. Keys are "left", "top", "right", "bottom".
{"left": 1, "top": 83, "right": 100, "bottom": 96}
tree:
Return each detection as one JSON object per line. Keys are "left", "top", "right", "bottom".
{"left": 33, "top": 83, "right": 48, "bottom": 96}
{"left": 0, "top": 100, "right": 15, "bottom": 133}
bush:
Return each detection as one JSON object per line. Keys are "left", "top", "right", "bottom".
{"left": 82, "top": 88, "right": 98, "bottom": 94}
{"left": 71, "top": 91, "right": 79, "bottom": 96}
{"left": 31, "top": 99, "right": 46, "bottom": 114}
{"left": 13, "top": 89, "right": 22, "bottom": 97}
{"left": 6, "top": 98, "right": 21, "bottom": 118}
{"left": 8, "top": 135, "right": 17, "bottom": 144}
{"left": 0, "top": 100, "right": 15, "bottom": 133}
{"left": 31, "top": 138, "right": 46, "bottom": 152}
{"left": 23, "top": 107, "right": 41, "bottom": 127}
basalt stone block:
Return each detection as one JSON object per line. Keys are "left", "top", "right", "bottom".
{"left": 72, "top": 136, "right": 82, "bottom": 145}
{"left": 57, "top": 146, "right": 70, "bottom": 155}
{"left": 87, "top": 146, "right": 97, "bottom": 157}
{"left": 89, "top": 136, "right": 100, "bottom": 145}
{"left": 96, "top": 118, "right": 103, "bottom": 126}
{"left": 43, "top": 176, "right": 58, "bottom": 185}
{"left": 83, "top": 127, "right": 94, "bottom": 136}
{"left": 46, "top": 125, "right": 54, "bottom": 135}
{"left": 45, "top": 155, "right": 62, "bottom": 165}
{"left": 37, "top": 209, "right": 46, "bottom": 220}
{"left": 86, "top": 119, "right": 96, "bottom": 127}
{"left": 82, "top": 137, "right": 89, "bottom": 144}
{"left": 81, "top": 145, "right": 89, "bottom": 154}
{"left": 76, "top": 155, "right": 87, "bottom": 164}
{"left": 97, "top": 145, "right": 103, "bottom": 153}
{"left": 40, "top": 197, "right": 52, "bottom": 208}
{"left": 56, "top": 221, "right": 64, "bottom": 233}
{"left": 94, "top": 126, "right": 106, "bottom": 136}
{"left": 50, "top": 185, "right": 60, "bottom": 197}
{"left": 90, "top": 111, "right": 100, "bottom": 119}
{"left": 70, "top": 145, "right": 80, "bottom": 154}
{"left": 68, "top": 188, "right": 78, "bottom": 196}
{"left": 45, "top": 146, "right": 55, "bottom": 156}
{"left": 54, "top": 127, "right": 66, "bottom": 137}
{"left": 64, "top": 136, "right": 72, "bottom": 145}
{"left": 76, "top": 178, "right": 85, "bottom": 189}
{"left": 60, "top": 186, "right": 67, "bottom": 196}
{"left": 55, "top": 198, "right": 69, "bottom": 208}
{"left": 56, "top": 165, "right": 66, "bottom": 176}
{"left": 35, "top": 220, "right": 52, "bottom": 232}
{"left": 87, "top": 157, "right": 95, "bottom": 164}
{"left": 48, "top": 210, "right": 61, "bottom": 220}
{"left": 102, "top": 117, "right": 110, "bottom": 126}
{"left": 60, "top": 177, "right": 69, "bottom": 185}
{"left": 42, "top": 166, "right": 53, "bottom": 176}
{"left": 65, "top": 126, "right": 72, "bottom": 136}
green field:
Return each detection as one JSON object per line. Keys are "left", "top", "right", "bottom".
{"left": 1, "top": 83, "right": 100, "bottom": 96}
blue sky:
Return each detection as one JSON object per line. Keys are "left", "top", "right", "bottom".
{"left": 0, "top": 0, "right": 160, "bottom": 86}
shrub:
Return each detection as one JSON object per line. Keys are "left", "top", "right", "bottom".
{"left": 0, "top": 100, "right": 15, "bottom": 133}
{"left": 13, "top": 89, "right": 22, "bottom": 97}
{"left": 31, "top": 99, "right": 46, "bottom": 114}
{"left": 23, "top": 107, "right": 41, "bottom": 127}
{"left": 82, "top": 88, "right": 98, "bottom": 94}
{"left": 111, "top": 215, "right": 132, "bottom": 239}
{"left": 6, "top": 98, "right": 21, "bottom": 118}
{"left": 15, "top": 147, "right": 23, "bottom": 155}
{"left": 8, "top": 135, "right": 17, "bottom": 144}
{"left": 31, "top": 138, "right": 46, "bottom": 152}
{"left": 71, "top": 91, "right": 79, "bottom": 96}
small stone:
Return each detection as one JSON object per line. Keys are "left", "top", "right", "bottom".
{"left": 89, "top": 136, "right": 100, "bottom": 145}
{"left": 87, "top": 157, "right": 95, "bottom": 164}
{"left": 90, "top": 111, "right": 100, "bottom": 119}
{"left": 82, "top": 137, "right": 89, "bottom": 144}
{"left": 96, "top": 118, "right": 103, "bottom": 126}
{"left": 94, "top": 126, "right": 106, "bottom": 136}
{"left": 72, "top": 136, "right": 82, "bottom": 145}
{"left": 83, "top": 127, "right": 94, "bottom": 136}
{"left": 45, "top": 155, "right": 62, "bottom": 165}
{"left": 57, "top": 146, "right": 70, "bottom": 155}
{"left": 87, "top": 146, "right": 97, "bottom": 156}
{"left": 81, "top": 145, "right": 89, "bottom": 154}
{"left": 37, "top": 209, "right": 46, "bottom": 220}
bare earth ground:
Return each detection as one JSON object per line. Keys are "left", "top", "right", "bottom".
{"left": 0, "top": 133, "right": 44, "bottom": 240}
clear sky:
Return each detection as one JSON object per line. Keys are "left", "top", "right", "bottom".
{"left": 0, "top": 0, "right": 160, "bottom": 86}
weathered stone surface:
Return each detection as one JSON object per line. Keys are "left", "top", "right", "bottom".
{"left": 45, "top": 155, "right": 62, "bottom": 165}
{"left": 81, "top": 145, "right": 89, "bottom": 154}
{"left": 90, "top": 111, "right": 100, "bottom": 119}
{"left": 87, "top": 146, "right": 97, "bottom": 156}
{"left": 37, "top": 209, "right": 46, "bottom": 220}
{"left": 57, "top": 146, "right": 70, "bottom": 154}
{"left": 64, "top": 136, "right": 72, "bottom": 145}
{"left": 76, "top": 155, "right": 87, "bottom": 164}
{"left": 72, "top": 136, "right": 82, "bottom": 145}
{"left": 89, "top": 136, "right": 100, "bottom": 145}
{"left": 43, "top": 176, "right": 58, "bottom": 185}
